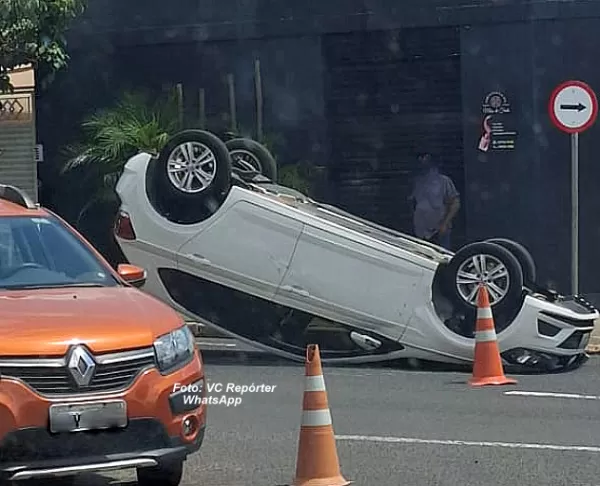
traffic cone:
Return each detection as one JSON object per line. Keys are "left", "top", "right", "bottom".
{"left": 293, "top": 344, "right": 351, "bottom": 486}
{"left": 469, "top": 285, "right": 518, "bottom": 387}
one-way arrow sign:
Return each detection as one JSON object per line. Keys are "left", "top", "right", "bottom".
{"left": 549, "top": 80, "right": 597, "bottom": 133}
{"left": 560, "top": 103, "right": 586, "bottom": 112}
{"left": 548, "top": 80, "right": 598, "bottom": 296}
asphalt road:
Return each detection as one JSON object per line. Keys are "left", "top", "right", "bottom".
{"left": 78, "top": 354, "right": 600, "bottom": 486}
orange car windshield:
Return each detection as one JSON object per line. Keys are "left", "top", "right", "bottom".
{"left": 0, "top": 215, "right": 118, "bottom": 290}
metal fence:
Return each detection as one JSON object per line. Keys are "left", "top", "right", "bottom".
{"left": 0, "top": 94, "right": 33, "bottom": 123}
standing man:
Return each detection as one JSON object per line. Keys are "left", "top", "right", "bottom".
{"left": 409, "top": 151, "right": 461, "bottom": 249}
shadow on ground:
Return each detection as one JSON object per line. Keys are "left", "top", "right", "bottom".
{"left": 201, "top": 350, "right": 590, "bottom": 376}
{"left": 21, "top": 473, "right": 136, "bottom": 486}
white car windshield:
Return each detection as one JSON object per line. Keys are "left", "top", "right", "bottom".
{"left": 0, "top": 215, "right": 118, "bottom": 290}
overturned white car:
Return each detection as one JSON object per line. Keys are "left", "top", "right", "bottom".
{"left": 114, "top": 129, "right": 598, "bottom": 371}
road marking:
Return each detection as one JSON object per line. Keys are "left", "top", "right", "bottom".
{"left": 505, "top": 391, "right": 600, "bottom": 400}
{"left": 335, "top": 435, "right": 600, "bottom": 453}
{"left": 327, "top": 371, "right": 397, "bottom": 377}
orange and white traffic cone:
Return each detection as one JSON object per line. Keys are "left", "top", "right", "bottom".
{"left": 293, "top": 344, "right": 351, "bottom": 486}
{"left": 469, "top": 285, "right": 518, "bottom": 387}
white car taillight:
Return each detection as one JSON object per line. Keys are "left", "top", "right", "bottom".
{"left": 115, "top": 210, "right": 136, "bottom": 240}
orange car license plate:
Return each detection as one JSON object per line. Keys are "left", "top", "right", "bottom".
{"left": 49, "top": 399, "right": 127, "bottom": 433}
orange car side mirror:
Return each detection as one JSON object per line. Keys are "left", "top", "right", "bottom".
{"left": 117, "top": 264, "right": 147, "bottom": 288}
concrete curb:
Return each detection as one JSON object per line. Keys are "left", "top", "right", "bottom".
{"left": 187, "top": 322, "right": 227, "bottom": 339}
{"left": 586, "top": 319, "right": 600, "bottom": 354}
{"left": 586, "top": 337, "right": 600, "bottom": 355}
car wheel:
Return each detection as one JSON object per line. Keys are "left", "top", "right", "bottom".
{"left": 226, "top": 138, "right": 278, "bottom": 181}
{"left": 155, "top": 129, "right": 232, "bottom": 206}
{"left": 137, "top": 461, "right": 183, "bottom": 486}
{"left": 486, "top": 238, "right": 536, "bottom": 286}
{"left": 445, "top": 241, "right": 524, "bottom": 315}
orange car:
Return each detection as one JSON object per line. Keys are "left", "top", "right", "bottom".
{"left": 0, "top": 185, "right": 206, "bottom": 486}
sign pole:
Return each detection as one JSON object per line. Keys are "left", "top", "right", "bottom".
{"left": 571, "top": 132, "right": 579, "bottom": 295}
{"left": 549, "top": 80, "right": 597, "bottom": 296}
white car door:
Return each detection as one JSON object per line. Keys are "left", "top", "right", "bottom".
{"left": 177, "top": 199, "right": 304, "bottom": 300}
{"left": 275, "top": 223, "right": 424, "bottom": 341}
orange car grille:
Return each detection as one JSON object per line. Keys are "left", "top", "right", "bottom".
{"left": 1, "top": 353, "right": 157, "bottom": 396}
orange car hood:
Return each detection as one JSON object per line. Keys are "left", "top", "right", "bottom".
{"left": 0, "top": 286, "right": 182, "bottom": 356}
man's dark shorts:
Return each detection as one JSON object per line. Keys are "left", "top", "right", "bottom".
{"left": 427, "top": 231, "right": 451, "bottom": 250}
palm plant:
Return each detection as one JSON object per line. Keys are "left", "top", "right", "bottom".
{"left": 61, "top": 89, "right": 179, "bottom": 225}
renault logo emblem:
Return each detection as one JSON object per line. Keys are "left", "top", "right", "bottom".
{"left": 67, "top": 346, "right": 96, "bottom": 387}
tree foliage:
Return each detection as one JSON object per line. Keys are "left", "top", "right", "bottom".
{"left": 0, "top": 0, "right": 85, "bottom": 92}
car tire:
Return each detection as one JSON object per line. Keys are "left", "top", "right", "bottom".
{"left": 137, "top": 461, "right": 183, "bottom": 486}
{"left": 445, "top": 241, "right": 524, "bottom": 315}
{"left": 486, "top": 238, "right": 537, "bottom": 286}
{"left": 226, "top": 138, "right": 278, "bottom": 181}
{"left": 155, "top": 129, "right": 232, "bottom": 206}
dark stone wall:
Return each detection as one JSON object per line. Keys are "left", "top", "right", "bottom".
{"left": 37, "top": 35, "right": 327, "bottom": 175}
{"left": 460, "top": 23, "right": 542, "bottom": 276}
{"left": 36, "top": 0, "right": 600, "bottom": 295}
{"left": 119, "top": 36, "right": 328, "bottom": 166}
{"left": 69, "top": 0, "right": 600, "bottom": 43}
{"left": 461, "top": 17, "right": 600, "bottom": 294}
{"left": 532, "top": 18, "right": 600, "bottom": 295}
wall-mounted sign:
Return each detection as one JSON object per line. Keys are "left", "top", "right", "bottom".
{"left": 35, "top": 144, "right": 43, "bottom": 162}
{"left": 482, "top": 91, "right": 511, "bottom": 115}
{"left": 478, "top": 91, "right": 517, "bottom": 152}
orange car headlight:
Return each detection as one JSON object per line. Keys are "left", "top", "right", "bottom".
{"left": 153, "top": 326, "right": 195, "bottom": 374}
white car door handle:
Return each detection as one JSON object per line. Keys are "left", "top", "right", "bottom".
{"left": 187, "top": 254, "right": 211, "bottom": 265}
{"left": 281, "top": 285, "right": 310, "bottom": 297}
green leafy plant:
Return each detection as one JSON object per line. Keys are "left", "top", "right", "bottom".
{"left": 0, "top": 0, "right": 85, "bottom": 92}
{"left": 60, "top": 89, "right": 179, "bottom": 225}
{"left": 278, "top": 161, "right": 314, "bottom": 196}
